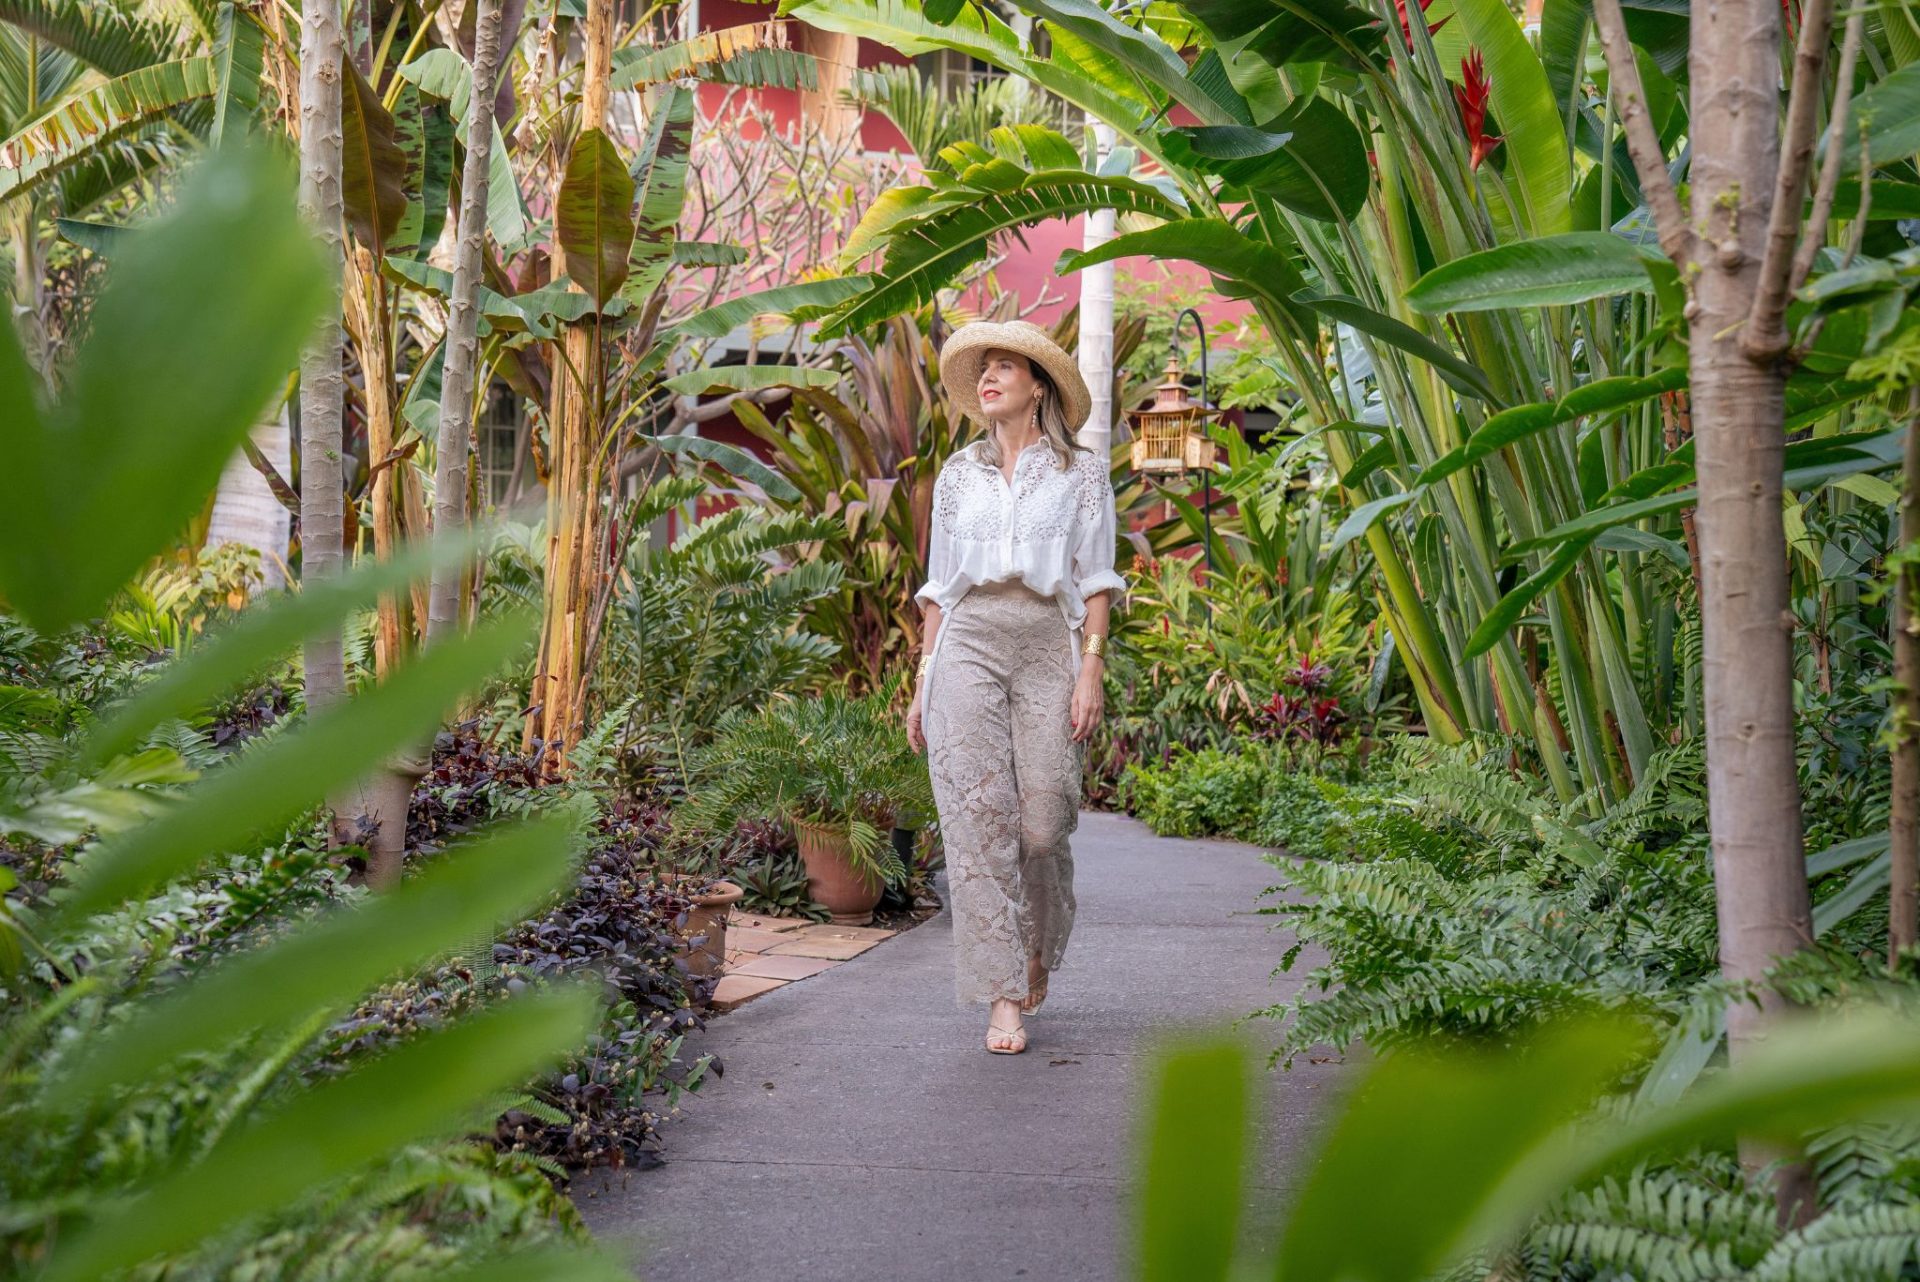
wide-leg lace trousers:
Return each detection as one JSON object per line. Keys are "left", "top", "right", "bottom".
{"left": 924, "top": 579, "right": 1082, "bottom": 1008}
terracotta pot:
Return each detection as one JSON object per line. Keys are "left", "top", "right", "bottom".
{"left": 678, "top": 879, "right": 744, "bottom": 979}
{"left": 793, "top": 818, "right": 884, "bottom": 925}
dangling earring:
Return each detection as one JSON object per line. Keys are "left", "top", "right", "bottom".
{"left": 1031, "top": 397, "right": 1041, "bottom": 431}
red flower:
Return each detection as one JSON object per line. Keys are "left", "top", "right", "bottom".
{"left": 1393, "top": 0, "right": 1449, "bottom": 46}
{"left": 1455, "top": 49, "right": 1503, "bottom": 170}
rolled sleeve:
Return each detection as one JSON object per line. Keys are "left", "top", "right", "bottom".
{"left": 1072, "top": 473, "right": 1128, "bottom": 603}
{"left": 916, "top": 476, "right": 953, "bottom": 611}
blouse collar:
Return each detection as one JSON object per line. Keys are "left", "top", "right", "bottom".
{"left": 964, "top": 437, "right": 1048, "bottom": 470}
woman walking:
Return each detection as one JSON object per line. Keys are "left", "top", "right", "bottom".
{"left": 905, "top": 320, "right": 1126, "bottom": 1056}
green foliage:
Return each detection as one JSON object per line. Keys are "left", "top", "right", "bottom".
{"left": 0, "top": 147, "right": 621, "bottom": 1278}
{"left": 1101, "top": 503, "right": 1398, "bottom": 794}
{"left": 590, "top": 491, "right": 845, "bottom": 784}
{"left": 1130, "top": 1010, "right": 1920, "bottom": 1282}
{"left": 1120, "top": 744, "right": 1274, "bottom": 839}
{"left": 675, "top": 676, "right": 934, "bottom": 882}
{"left": 0, "top": 142, "right": 329, "bottom": 633}
{"left": 732, "top": 849, "right": 831, "bottom": 923}
{"left": 556, "top": 128, "right": 634, "bottom": 308}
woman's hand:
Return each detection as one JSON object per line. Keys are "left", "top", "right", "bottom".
{"left": 907, "top": 687, "right": 927, "bottom": 754}
{"left": 1069, "top": 660, "right": 1105, "bottom": 743}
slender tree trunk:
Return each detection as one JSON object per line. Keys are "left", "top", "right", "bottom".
{"left": 9, "top": 202, "right": 48, "bottom": 378}
{"left": 1076, "top": 121, "right": 1117, "bottom": 453}
{"left": 1597, "top": 0, "right": 1824, "bottom": 1225}
{"left": 1687, "top": 0, "right": 1818, "bottom": 1225}
{"left": 428, "top": 0, "right": 509, "bottom": 642}
{"left": 298, "top": 0, "right": 348, "bottom": 713}
{"left": 1890, "top": 389, "right": 1920, "bottom": 964}
{"left": 526, "top": 0, "right": 613, "bottom": 767}
{"left": 207, "top": 410, "right": 295, "bottom": 589}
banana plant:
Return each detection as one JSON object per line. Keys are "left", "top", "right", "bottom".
{"left": 781, "top": 0, "right": 1911, "bottom": 810}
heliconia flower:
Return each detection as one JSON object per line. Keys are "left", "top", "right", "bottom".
{"left": 1393, "top": 0, "right": 1449, "bottom": 46}
{"left": 1455, "top": 49, "right": 1504, "bottom": 170}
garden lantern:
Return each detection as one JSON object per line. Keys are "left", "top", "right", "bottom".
{"left": 1127, "top": 307, "right": 1223, "bottom": 579}
{"left": 1128, "top": 355, "right": 1223, "bottom": 474}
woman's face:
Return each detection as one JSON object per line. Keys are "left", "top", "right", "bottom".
{"left": 977, "top": 348, "right": 1042, "bottom": 423}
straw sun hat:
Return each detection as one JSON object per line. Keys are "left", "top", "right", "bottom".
{"left": 939, "top": 320, "right": 1093, "bottom": 430}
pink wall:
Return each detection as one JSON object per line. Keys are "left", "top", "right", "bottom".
{"left": 685, "top": 3, "right": 1248, "bottom": 331}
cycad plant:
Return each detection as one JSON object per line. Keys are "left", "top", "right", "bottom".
{"left": 674, "top": 675, "right": 934, "bottom": 883}
{"left": 592, "top": 479, "right": 847, "bottom": 783}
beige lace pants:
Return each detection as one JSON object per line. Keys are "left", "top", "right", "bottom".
{"left": 924, "top": 580, "right": 1082, "bottom": 1008}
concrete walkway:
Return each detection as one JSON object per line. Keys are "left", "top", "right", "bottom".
{"left": 576, "top": 810, "right": 1342, "bottom": 1281}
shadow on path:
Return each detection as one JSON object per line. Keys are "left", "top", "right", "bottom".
{"left": 576, "top": 810, "right": 1343, "bottom": 1281}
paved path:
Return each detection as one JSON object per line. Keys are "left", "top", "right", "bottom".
{"left": 577, "top": 810, "right": 1342, "bottom": 1281}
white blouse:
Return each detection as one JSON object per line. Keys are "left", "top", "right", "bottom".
{"left": 915, "top": 437, "right": 1129, "bottom": 637}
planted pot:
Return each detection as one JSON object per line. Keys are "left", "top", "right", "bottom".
{"left": 676, "top": 878, "right": 744, "bottom": 979}
{"left": 793, "top": 817, "right": 884, "bottom": 926}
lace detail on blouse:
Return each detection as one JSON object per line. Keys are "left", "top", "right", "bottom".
{"left": 915, "top": 439, "right": 1128, "bottom": 633}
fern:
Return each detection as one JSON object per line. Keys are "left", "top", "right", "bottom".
{"left": 1751, "top": 1202, "right": 1920, "bottom": 1280}
{"left": 1528, "top": 1172, "right": 1778, "bottom": 1281}
{"left": 1811, "top": 1122, "right": 1920, "bottom": 1210}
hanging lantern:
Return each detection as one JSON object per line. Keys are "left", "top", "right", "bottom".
{"left": 1127, "top": 355, "right": 1224, "bottom": 475}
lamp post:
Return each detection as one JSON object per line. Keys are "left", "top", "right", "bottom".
{"left": 1126, "top": 307, "right": 1222, "bottom": 578}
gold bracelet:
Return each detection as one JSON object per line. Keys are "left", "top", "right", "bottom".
{"left": 917, "top": 654, "right": 934, "bottom": 679}
{"left": 1082, "top": 632, "right": 1107, "bottom": 659}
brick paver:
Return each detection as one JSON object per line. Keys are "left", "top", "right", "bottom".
{"left": 709, "top": 974, "right": 788, "bottom": 1010}
{"left": 794, "top": 923, "right": 893, "bottom": 941}
{"left": 702, "top": 913, "right": 901, "bottom": 1011}
{"left": 728, "top": 953, "right": 841, "bottom": 981}
{"left": 731, "top": 912, "right": 815, "bottom": 933}
{"left": 725, "top": 926, "right": 797, "bottom": 955}
{"left": 765, "top": 935, "right": 881, "bottom": 961}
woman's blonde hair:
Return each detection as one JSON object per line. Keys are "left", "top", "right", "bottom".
{"left": 971, "top": 353, "right": 1090, "bottom": 473}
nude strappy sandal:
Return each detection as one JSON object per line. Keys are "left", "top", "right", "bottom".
{"left": 985, "top": 1022, "right": 1028, "bottom": 1055}
{"left": 1021, "top": 973, "right": 1049, "bottom": 1016}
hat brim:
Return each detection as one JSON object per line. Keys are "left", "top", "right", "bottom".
{"left": 938, "top": 322, "right": 1094, "bottom": 431}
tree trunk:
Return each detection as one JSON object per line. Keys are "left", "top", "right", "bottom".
{"left": 526, "top": 0, "right": 614, "bottom": 767}
{"left": 428, "top": 0, "right": 509, "bottom": 642}
{"left": 207, "top": 410, "right": 294, "bottom": 589}
{"left": 342, "top": 255, "right": 414, "bottom": 672}
{"left": 298, "top": 0, "right": 348, "bottom": 714}
{"left": 10, "top": 202, "right": 48, "bottom": 378}
{"left": 1687, "top": 0, "right": 1817, "bottom": 1223}
{"left": 1890, "top": 389, "right": 1920, "bottom": 965}
{"left": 1076, "top": 121, "right": 1117, "bottom": 452}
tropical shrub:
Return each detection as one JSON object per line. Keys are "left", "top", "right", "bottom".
{"left": 0, "top": 145, "right": 626, "bottom": 1279}
{"left": 592, "top": 486, "right": 846, "bottom": 785}
{"left": 1131, "top": 1009, "right": 1920, "bottom": 1282}
{"left": 1119, "top": 744, "right": 1274, "bottom": 839}
{"left": 674, "top": 676, "right": 935, "bottom": 883}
